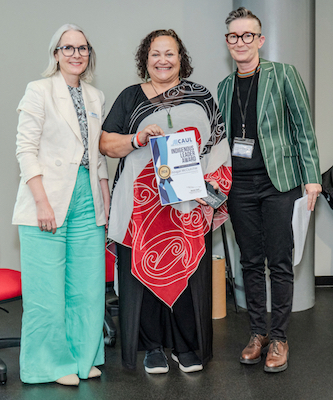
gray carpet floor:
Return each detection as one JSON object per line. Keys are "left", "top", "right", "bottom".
{"left": 1, "top": 287, "right": 332, "bottom": 400}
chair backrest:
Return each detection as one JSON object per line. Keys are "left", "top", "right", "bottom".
{"left": 0, "top": 269, "right": 22, "bottom": 302}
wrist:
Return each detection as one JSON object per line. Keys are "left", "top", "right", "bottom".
{"left": 35, "top": 196, "right": 49, "bottom": 206}
{"left": 131, "top": 134, "right": 139, "bottom": 149}
{"left": 136, "top": 132, "right": 147, "bottom": 147}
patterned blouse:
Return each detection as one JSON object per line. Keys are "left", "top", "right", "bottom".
{"left": 68, "top": 84, "right": 89, "bottom": 169}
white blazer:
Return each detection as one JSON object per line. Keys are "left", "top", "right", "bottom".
{"left": 12, "top": 71, "right": 108, "bottom": 227}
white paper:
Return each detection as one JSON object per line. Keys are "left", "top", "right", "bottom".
{"left": 292, "top": 195, "right": 311, "bottom": 266}
{"left": 150, "top": 130, "right": 207, "bottom": 206}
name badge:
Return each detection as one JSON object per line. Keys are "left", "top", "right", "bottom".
{"left": 232, "top": 137, "right": 255, "bottom": 159}
{"left": 88, "top": 111, "right": 99, "bottom": 119}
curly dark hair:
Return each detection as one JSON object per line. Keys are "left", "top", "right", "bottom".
{"left": 135, "top": 29, "right": 193, "bottom": 80}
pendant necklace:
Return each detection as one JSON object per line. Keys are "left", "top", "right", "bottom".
{"left": 150, "top": 81, "right": 174, "bottom": 128}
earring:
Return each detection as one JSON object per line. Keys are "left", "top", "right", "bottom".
{"left": 145, "top": 70, "right": 150, "bottom": 82}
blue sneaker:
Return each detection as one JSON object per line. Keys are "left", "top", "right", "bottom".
{"left": 144, "top": 347, "right": 169, "bottom": 374}
{"left": 171, "top": 351, "right": 203, "bottom": 372}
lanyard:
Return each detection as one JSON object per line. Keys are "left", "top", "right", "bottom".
{"left": 235, "top": 64, "right": 259, "bottom": 138}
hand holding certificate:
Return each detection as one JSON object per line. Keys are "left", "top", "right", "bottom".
{"left": 150, "top": 130, "right": 208, "bottom": 206}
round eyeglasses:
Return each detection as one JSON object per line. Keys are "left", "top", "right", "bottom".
{"left": 225, "top": 32, "right": 261, "bottom": 45}
{"left": 56, "top": 45, "right": 91, "bottom": 57}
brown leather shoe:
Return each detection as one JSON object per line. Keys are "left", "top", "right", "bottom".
{"left": 264, "top": 340, "right": 289, "bottom": 373}
{"left": 240, "top": 333, "right": 269, "bottom": 364}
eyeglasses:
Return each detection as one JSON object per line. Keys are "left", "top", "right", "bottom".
{"left": 225, "top": 32, "right": 261, "bottom": 45}
{"left": 56, "top": 45, "right": 91, "bottom": 57}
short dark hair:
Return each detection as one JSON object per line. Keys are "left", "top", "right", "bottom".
{"left": 135, "top": 29, "right": 193, "bottom": 80}
{"left": 225, "top": 7, "right": 262, "bottom": 30}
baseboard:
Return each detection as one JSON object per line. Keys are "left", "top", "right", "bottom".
{"left": 315, "top": 276, "right": 333, "bottom": 287}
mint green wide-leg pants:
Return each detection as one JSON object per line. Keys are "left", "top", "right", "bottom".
{"left": 19, "top": 167, "right": 105, "bottom": 383}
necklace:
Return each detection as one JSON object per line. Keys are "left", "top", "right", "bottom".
{"left": 150, "top": 81, "right": 175, "bottom": 129}
{"left": 237, "top": 64, "right": 260, "bottom": 78}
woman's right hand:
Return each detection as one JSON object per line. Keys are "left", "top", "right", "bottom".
{"left": 26, "top": 175, "right": 57, "bottom": 234}
{"left": 36, "top": 199, "right": 57, "bottom": 234}
{"left": 100, "top": 124, "right": 165, "bottom": 158}
{"left": 137, "top": 124, "right": 165, "bottom": 146}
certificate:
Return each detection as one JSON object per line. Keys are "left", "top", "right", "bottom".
{"left": 150, "top": 130, "right": 207, "bottom": 206}
{"left": 292, "top": 194, "right": 312, "bottom": 266}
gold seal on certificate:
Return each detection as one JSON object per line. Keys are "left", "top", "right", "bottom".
{"left": 158, "top": 165, "right": 171, "bottom": 179}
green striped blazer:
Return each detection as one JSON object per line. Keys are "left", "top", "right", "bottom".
{"left": 217, "top": 58, "right": 321, "bottom": 192}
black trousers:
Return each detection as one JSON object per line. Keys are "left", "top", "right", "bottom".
{"left": 228, "top": 173, "right": 301, "bottom": 340}
{"left": 117, "top": 247, "right": 198, "bottom": 354}
{"left": 139, "top": 282, "right": 198, "bottom": 353}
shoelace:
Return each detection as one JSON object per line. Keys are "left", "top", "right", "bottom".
{"left": 249, "top": 333, "right": 261, "bottom": 344}
{"left": 271, "top": 340, "right": 282, "bottom": 355}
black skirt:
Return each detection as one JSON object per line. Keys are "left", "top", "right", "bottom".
{"left": 117, "top": 230, "right": 213, "bottom": 369}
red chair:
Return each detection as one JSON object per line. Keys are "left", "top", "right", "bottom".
{"left": 0, "top": 269, "right": 21, "bottom": 385}
{"left": 104, "top": 244, "right": 118, "bottom": 347}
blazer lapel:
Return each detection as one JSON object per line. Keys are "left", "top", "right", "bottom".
{"left": 225, "top": 72, "right": 235, "bottom": 144}
{"left": 257, "top": 59, "right": 274, "bottom": 130}
{"left": 52, "top": 72, "right": 82, "bottom": 142}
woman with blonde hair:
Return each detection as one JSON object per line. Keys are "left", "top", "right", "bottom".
{"left": 12, "top": 23, "right": 110, "bottom": 385}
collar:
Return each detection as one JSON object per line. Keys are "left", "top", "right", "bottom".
{"left": 237, "top": 63, "right": 261, "bottom": 78}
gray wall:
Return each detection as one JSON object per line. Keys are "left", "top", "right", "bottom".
{"left": 314, "top": 0, "right": 333, "bottom": 276}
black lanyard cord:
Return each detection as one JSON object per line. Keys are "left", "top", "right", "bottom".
{"left": 235, "top": 64, "right": 259, "bottom": 138}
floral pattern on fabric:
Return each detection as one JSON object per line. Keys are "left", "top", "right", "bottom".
{"left": 68, "top": 84, "right": 89, "bottom": 169}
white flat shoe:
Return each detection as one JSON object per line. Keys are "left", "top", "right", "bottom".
{"left": 88, "top": 366, "right": 102, "bottom": 378}
{"left": 56, "top": 374, "right": 79, "bottom": 386}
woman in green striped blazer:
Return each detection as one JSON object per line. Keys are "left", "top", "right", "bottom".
{"left": 217, "top": 7, "right": 321, "bottom": 374}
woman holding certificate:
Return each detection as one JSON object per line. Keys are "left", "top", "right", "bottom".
{"left": 100, "top": 29, "right": 231, "bottom": 374}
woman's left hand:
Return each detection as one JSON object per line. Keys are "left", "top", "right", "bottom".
{"left": 195, "top": 180, "right": 219, "bottom": 206}
{"left": 305, "top": 183, "right": 322, "bottom": 211}
{"left": 104, "top": 203, "right": 110, "bottom": 230}
{"left": 100, "top": 179, "right": 110, "bottom": 229}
